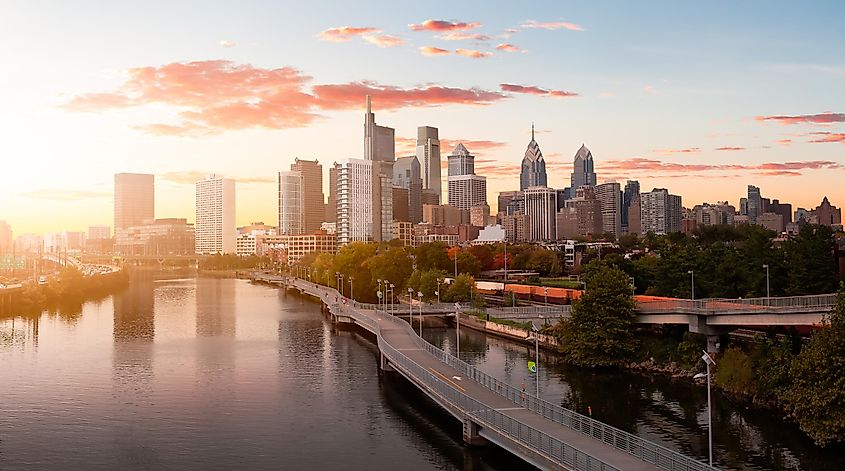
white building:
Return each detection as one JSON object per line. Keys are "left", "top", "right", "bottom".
{"left": 447, "top": 143, "right": 486, "bottom": 210}
{"left": 336, "top": 158, "right": 373, "bottom": 245}
{"left": 595, "top": 182, "right": 622, "bottom": 239}
{"left": 524, "top": 186, "right": 557, "bottom": 242}
{"left": 278, "top": 171, "right": 303, "bottom": 235}
{"left": 640, "top": 188, "right": 682, "bottom": 235}
{"left": 472, "top": 224, "right": 506, "bottom": 245}
{"left": 195, "top": 175, "right": 236, "bottom": 254}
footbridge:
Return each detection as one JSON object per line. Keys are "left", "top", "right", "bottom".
{"left": 260, "top": 273, "right": 715, "bottom": 471}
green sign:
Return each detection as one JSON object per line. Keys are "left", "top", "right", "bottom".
{"left": 527, "top": 361, "right": 537, "bottom": 373}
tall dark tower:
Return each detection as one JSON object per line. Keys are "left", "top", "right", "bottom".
{"left": 519, "top": 124, "right": 547, "bottom": 190}
{"left": 570, "top": 144, "right": 596, "bottom": 190}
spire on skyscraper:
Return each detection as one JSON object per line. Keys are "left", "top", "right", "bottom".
{"left": 520, "top": 125, "right": 547, "bottom": 190}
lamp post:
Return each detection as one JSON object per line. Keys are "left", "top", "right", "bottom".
{"left": 436, "top": 278, "right": 441, "bottom": 304}
{"left": 348, "top": 276, "right": 354, "bottom": 301}
{"left": 762, "top": 264, "right": 770, "bottom": 299}
{"left": 388, "top": 283, "right": 394, "bottom": 314}
{"left": 688, "top": 270, "right": 695, "bottom": 300}
{"left": 694, "top": 351, "right": 716, "bottom": 467}
{"left": 531, "top": 323, "right": 540, "bottom": 398}
{"left": 408, "top": 287, "right": 414, "bottom": 328}
{"left": 454, "top": 249, "right": 458, "bottom": 278}
{"left": 338, "top": 273, "right": 344, "bottom": 297}
{"left": 455, "top": 302, "right": 461, "bottom": 358}
{"left": 543, "top": 286, "right": 548, "bottom": 306}
{"left": 417, "top": 291, "right": 423, "bottom": 337}
{"left": 377, "top": 279, "right": 383, "bottom": 310}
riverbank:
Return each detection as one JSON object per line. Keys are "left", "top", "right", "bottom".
{"left": 2, "top": 268, "right": 129, "bottom": 318}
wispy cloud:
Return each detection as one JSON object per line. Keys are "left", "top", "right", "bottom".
{"left": 807, "top": 132, "right": 845, "bottom": 144}
{"left": 318, "top": 26, "right": 381, "bottom": 42}
{"left": 755, "top": 112, "right": 845, "bottom": 125}
{"left": 62, "top": 60, "right": 508, "bottom": 135}
{"left": 776, "top": 139, "right": 792, "bottom": 146}
{"left": 495, "top": 43, "right": 522, "bottom": 52}
{"left": 601, "top": 157, "right": 839, "bottom": 176}
{"left": 520, "top": 20, "right": 584, "bottom": 31}
{"left": 362, "top": 34, "right": 404, "bottom": 48}
{"left": 652, "top": 148, "right": 701, "bottom": 155}
{"left": 219, "top": 39, "right": 236, "bottom": 48}
{"left": 437, "top": 32, "right": 490, "bottom": 41}
{"left": 419, "top": 46, "right": 451, "bottom": 56}
{"left": 714, "top": 146, "right": 745, "bottom": 151}
{"left": 21, "top": 189, "right": 111, "bottom": 200}
{"left": 409, "top": 19, "right": 481, "bottom": 32}
{"left": 500, "top": 83, "right": 578, "bottom": 98}
{"left": 455, "top": 48, "right": 492, "bottom": 59}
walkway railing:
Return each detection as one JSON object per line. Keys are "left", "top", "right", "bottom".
{"left": 288, "top": 277, "right": 716, "bottom": 471}
{"left": 637, "top": 293, "right": 837, "bottom": 315}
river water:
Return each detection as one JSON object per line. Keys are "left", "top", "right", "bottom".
{"left": 0, "top": 273, "right": 840, "bottom": 470}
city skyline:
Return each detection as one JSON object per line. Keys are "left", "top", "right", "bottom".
{"left": 2, "top": 1, "right": 844, "bottom": 234}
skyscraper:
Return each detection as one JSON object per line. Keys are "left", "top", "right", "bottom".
{"left": 0, "top": 220, "right": 11, "bottom": 255}
{"left": 325, "top": 162, "right": 340, "bottom": 223}
{"left": 114, "top": 173, "right": 154, "bottom": 231}
{"left": 290, "top": 158, "right": 324, "bottom": 233}
{"left": 747, "top": 185, "right": 762, "bottom": 224}
{"left": 570, "top": 145, "right": 596, "bottom": 190}
{"left": 336, "top": 158, "right": 373, "bottom": 245}
{"left": 417, "top": 126, "right": 441, "bottom": 202}
{"left": 447, "top": 143, "right": 487, "bottom": 210}
{"left": 519, "top": 125, "right": 547, "bottom": 190}
{"left": 640, "top": 188, "right": 682, "bottom": 235}
{"left": 363, "top": 96, "right": 394, "bottom": 242}
{"left": 278, "top": 171, "right": 303, "bottom": 235}
{"left": 524, "top": 186, "right": 557, "bottom": 242}
{"left": 195, "top": 175, "right": 235, "bottom": 254}
{"left": 393, "top": 156, "right": 422, "bottom": 223}
{"left": 622, "top": 180, "right": 640, "bottom": 229}
{"left": 595, "top": 182, "right": 622, "bottom": 239}
{"left": 364, "top": 95, "right": 395, "bottom": 163}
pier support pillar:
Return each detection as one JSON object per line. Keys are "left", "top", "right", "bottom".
{"left": 462, "top": 417, "right": 488, "bottom": 446}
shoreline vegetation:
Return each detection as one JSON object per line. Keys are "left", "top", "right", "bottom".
{"left": 4, "top": 267, "right": 129, "bottom": 319}
{"left": 288, "top": 233, "right": 845, "bottom": 447}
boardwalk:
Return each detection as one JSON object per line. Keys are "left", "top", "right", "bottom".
{"left": 257, "top": 273, "right": 716, "bottom": 471}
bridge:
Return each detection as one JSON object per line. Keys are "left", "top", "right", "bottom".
{"left": 255, "top": 272, "right": 715, "bottom": 471}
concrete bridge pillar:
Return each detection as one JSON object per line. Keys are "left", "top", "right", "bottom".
{"left": 462, "top": 417, "right": 488, "bottom": 446}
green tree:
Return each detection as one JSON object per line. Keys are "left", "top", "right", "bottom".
{"left": 556, "top": 260, "right": 638, "bottom": 366}
{"left": 780, "top": 283, "right": 845, "bottom": 445}
{"left": 526, "top": 247, "right": 561, "bottom": 276}
{"left": 783, "top": 224, "right": 838, "bottom": 295}
{"left": 332, "top": 242, "right": 378, "bottom": 302}
{"left": 444, "top": 273, "right": 475, "bottom": 302}
{"left": 414, "top": 242, "right": 451, "bottom": 272}
{"left": 714, "top": 347, "right": 756, "bottom": 397}
{"left": 456, "top": 251, "right": 482, "bottom": 277}
{"left": 368, "top": 246, "right": 413, "bottom": 292}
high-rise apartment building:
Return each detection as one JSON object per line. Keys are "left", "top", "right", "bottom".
{"left": 570, "top": 145, "right": 596, "bottom": 190}
{"left": 519, "top": 126, "right": 547, "bottom": 190}
{"left": 470, "top": 203, "right": 491, "bottom": 227}
{"left": 325, "top": 162, "right": 340, "bottom": 223}
{"left": 447, "top": 143, "right": 487, "bottom": 210}
{"left": 417, "top": 126, "right": 441, "bottom": 202}
{"left": 393, "top": 156, "right": 422, "bottom": 223}
{"left": 290, "top": 158, "right": 324, "bottom": 233}
{"left": 622, "top": 180, "right": 640, "bottom": 230}
{"left": 595, "top": 182, "right": 622, "bottom": 239}
{"left": 195, "top": 175, "right": 236, "bottom": 254}
{"left": 497, "top": 191, "right": 524, "bottom": 216}
{"left": 747, "top": 185, "right": 762, "bottom": 224}
{"left": 114, "top": 173, "right": 154, "bottom": 231}
{"left": 0, "top": 220, "right": 11, "bottom": 255}
{"left": 691, "top": 202, "right": 736, "bottom": 226}
{"left": 278, "top": 171, "right": 303, "bottom": 235}
{"left": 336, "top": 158, "right": 373, "bottom": 245}
{"left": 557, "top": 186, "right": 603, "bottom": 239}
{"left": 364, "top": 95, "right": 395, "bottom": 163}
{"left": 640, "top": 188, "right": 682, "bottom": 235}
{"left": 524, "top": 186, "right": 557, "bottom": 242}
{"left": 363, "top": 96, "right": 394, "bottom": 242}
{"left": 392, "top": 186, "right": 410, "bottom": 222}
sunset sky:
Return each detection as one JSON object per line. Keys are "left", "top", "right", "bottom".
{"left": 2, "top": 1, "right": 844, "bottom": 235}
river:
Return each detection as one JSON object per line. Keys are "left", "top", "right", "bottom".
{"left": 0, "top": 272, "right": 840, "bottom": 470}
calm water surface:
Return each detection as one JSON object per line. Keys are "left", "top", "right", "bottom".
{"left": 1, "top": 272, "right": 841, "bottom": 470}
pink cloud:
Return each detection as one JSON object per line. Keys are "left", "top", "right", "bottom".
{"left": 652, "top": 148, "right": 701, "bottom": 155}
{"left": 601, "top": 157, "right": 839, "bottom": 176}
{"left": 776, "top": 139, "right": 792, "bottom": 146}
{"left": 318, "top": 26, "right": 381, "bottom": 42}
{"left": 438, "top": 32, "right": 491, "bottom": 41}
{"left": 520, "top": 20, "right": 584, "bottom": 31}
{"left": 362, "top": 34, "right": 405, "bottom": 47}
{"left": 755, "top": 112, "right": 845, "bottom": 125}
{"left": 441, "top": 139, "right": 506, "bottom": 153}
{"left": 455, "top": 48, "right": 492, "bottom": 59}
{"left": 754, "top": 170, "right": 803, "bottom": 177}
{"left": 419, "top": 46, "right": 451, "bottom": 56}
{"left": 807, "top": 132, "right": 845, "bottom": 144}
{"left": 63, "top": 60, "right": 508, "bottom": 135}
{"left": 500, "top": 83, "right": 578, "bottom": 98}
{"left": 495, "top": 43, "right": 521, "bottom": 52}
{"left": 409, "top": 20, "right": 481, "bottom": 32}
{"left": 715, "top": 146, "right": 745, "bottom": 151}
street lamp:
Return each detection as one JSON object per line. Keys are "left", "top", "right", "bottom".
{"left": 762, "top": 264, "right": 770, "bottom": 299}
{"left": 436, "top": 278, "right": 442, "bottom": 304}
{"left": 337, "top": 273, "right": 344, "bottom": 297}
{"left": 454, "top": 302, "right": 461, "bottom": 358}
{"left": 417, "top": 291, "right": 423, "bottom": 337}
{"left": 348, "top": 276, "right": 354, "bottom": 301}
{"left": 543, "top": 286, "right": 548, "bottom": 306}
{"left": 388, "top": 283, "right": 395, "bottom": 314}
{"left": 377, "top": 279, "right": 383, "bottom": 310}
{"left": 531, "top": 323, "right": 540, "bottom": 398}
{"left": 694, "top": 351, "right": 717, "bottom": 467}
{"left": 688, "top": 270, "right": 695, "bottom": 301}
{"left": 407, "top": 287, "right": 414, "bottom": 328}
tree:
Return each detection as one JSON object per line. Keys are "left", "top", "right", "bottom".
{"left": 332, "top": 242, "right": 378, "bottom": 302}
{"left": 406, "top": 268, "right": 448, "bottom": 301}
{"left": 414, "top": 242, "right": 451, "bottom": 272}
{"left": 783, "top": 224, "right": 838, "bottom": 295}
{"left": 526, "top": 247, "right": 561, "bottom": 276}
{"left": 556, "top": 260, "right": 638, "bottom": 366}
{"left": 780, "top": 283, "right": 845, "bottom": 445}
{"left": 468, "top": 245, "right": 495, "bottom": 271}
{"left": 444, "top": 273, "right": 475, "bottom": 303}
{"left": 456, "top": 251, "right": 482, "bottom": 277}
{"left": 367, "top": 246, "right": 413, "bottom": 290}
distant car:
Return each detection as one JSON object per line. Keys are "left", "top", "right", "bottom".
{"left": 38, "top": 276, "right": 47, "bottom": 285}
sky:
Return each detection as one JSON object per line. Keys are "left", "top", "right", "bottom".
{"left": 1, "top": 0, "right": 844, "bottom": 235}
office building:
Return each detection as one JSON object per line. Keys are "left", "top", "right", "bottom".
{"left": 422, "top": 204, "right": 470, "bottom": 226}
{"left": 500, "top": 213, "right": 528, "bottom": 242}
{"left": 768, "top": 199, "right": 793, "bottom": 225}
{"left": 811, "top": 197, "right": 842, "bottom": 227}
{"left": 447, "top": 143, "right": 487, "bottom": 210}
{"left": 393, "top": 156, "right": 422, "bottom": 223}
{"left": 336, "top": 158, "right": 373, "bottom": 245}
{"left": 416, "top": 126, "right": 441, "bottom": 202}
{"left": 595, "top": 182, "right": 622, "bottom": 239}
{"left": 557, "top": 186, "right": 602, "bottom": 239}
{"left": 87, "top": 225, "right": 111, "bottom": 240}
{"left": 622, "top": 180, "right": 640, "bottom": 230}
{"left": 261, "top": 232, "right": 337, "bottom": 266}
{"left": 114, "top": 173, "right": 154, "bottom": 231}
{"left": 757, "top": 212, "right": 785, "bottom": 233}
{"left": 691, "top": 202, "right": 736, "bottom": 226}
{"left": 0, "top": 221, "right": 12, "bottom": 255}
{"left": 640, "top": 188, "right": 682, "bottom": 235}
{"left": 627, "top": 195, "right": 642, "bottom": 235}
{"left": 362, "top": 96, "right": 394, "bottom": 242}
{"left": 519, "top": 125, "right": 547, "bottom": 190}
{"left": 392, "top": 186, "right": 410, "bottom": 222}
{"left": 364, "top": 95, "right": 395, "bottom": 163}
{"left": 290, "top": 158, "right": 325, "bottom": 233}
{"left": 747, "top": 185, "right": 762, "bottom": 224}
{"left": 326, "top": 163, "right": 340, "bottom": 223}
{"left": 391, "top": 221, "right": 415, "bottom": 247}
{"left": 524, "top": 186, "right": 557, "bottom": 242}
{"left": 115, "top": 218, "right": 195, "bottom": 256}
{"left": 470, "top": 203, "right": 490, "bottom": 227}
{"left": 497, "top": 190, "right": 524, "bottom": 216}
{"left": 195, "top": 175, "right": 236, "bottom": 254}
{"left": 570, "top": 145, "right": 596, "bottom": 190}
{"left": 278, "top": 171, "right": 303, "bottom": 235}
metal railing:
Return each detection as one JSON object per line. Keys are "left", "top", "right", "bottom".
{"left": 288, "top": 278, "right": 716, "bottom": 471}
{"left": 636, "top": 293, "right": 837, "bottom": 315}
{"left": 490, "top": 305, "right": 573, "bottom": 319}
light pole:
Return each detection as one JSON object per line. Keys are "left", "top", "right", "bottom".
{"left": 408, "top": 287, "right": 414, "bottom": 328}
{"left": 436, "top": 278, "right": 441, "bottom": 304}
{"left": 762, "top": 264, "right": 770, "bottom": 299}
{"left": 417, "top": 291, "right": 423, "bottom": 337}
{"left": 348, "top": 276, "right": 354, "bottom": 301}
{"left": 455, "top": 302, "right": 461, "bottom": 358}
{"left": 338, "top": 273, "right": 344, "bottom": 297}
{"left": 388, "top": 283, "right": 394, "bottom": 314}
{"left": 531, "top": 323, "right": 540, "bottom": 398}
{"left": 377, "top": 279, "right": 383, "bottom": 310}
{"left": 688, "top": 270, "right": 695, "bottom": 300}
{"left": 544, "top": 287, "right": 548, "bottom": 306}
{"left": 694, "top": 351, "right": 716, "bottom": 467}
{"left": 454, "top": 249, "right": 458, "bottom": 278}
